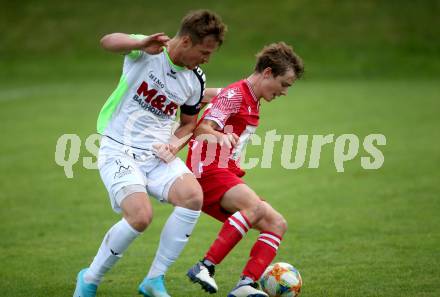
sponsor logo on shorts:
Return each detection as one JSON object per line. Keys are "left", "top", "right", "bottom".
{"left": 114, "top": 164, "right": 133, "bottom": 179}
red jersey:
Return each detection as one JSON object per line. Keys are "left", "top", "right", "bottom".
{"left": 187, "top": 79, "right": 260, "bottom": 177}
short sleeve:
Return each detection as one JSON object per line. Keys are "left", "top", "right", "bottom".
{"left": 180, "top": 66, "right": 206, "bottom": 115}
{"left": 126, "top": 34, "right": 148, "bottom": 60}
{"left": 204, "top": 88, "right": 243, "bottom": 129}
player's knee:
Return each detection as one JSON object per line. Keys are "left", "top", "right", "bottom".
{"left": 127, "top": 209, "right": 153, "bottom": 232}
{"left": 275, "top": 214, "right": 288, "bottom": 235}
{"left": 270, "top": 212, "right": 288, "bottom": 235}
{"left": 130, "top": 216, "right": 152, "bottom": 232}
{"left": 254, "top": 209, "right": 287, "bottom": 235}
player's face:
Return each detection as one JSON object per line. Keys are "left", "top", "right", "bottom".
{"left": 181, "top": 35, "right": 219, "bottom": 69}
{"left": 260, "top": 68, "right": 296, "bottom": 102}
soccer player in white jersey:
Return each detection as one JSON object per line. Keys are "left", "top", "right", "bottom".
{"left": 73, "top": 10, "right": 226, "bottom": 297}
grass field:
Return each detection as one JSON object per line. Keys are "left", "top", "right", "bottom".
{"left": 1, "top": 1, "right": 440, "bottom": 296}
{"left": 1, "top": 77, "right": 439, "bottom": 296}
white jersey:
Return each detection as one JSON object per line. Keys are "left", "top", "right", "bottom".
{"left": 97, "top": 35, "right": 205, "bottom": 150}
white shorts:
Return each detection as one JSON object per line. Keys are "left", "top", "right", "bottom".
{"left": 98, "top": 137, "right": 192, "bottom": 213}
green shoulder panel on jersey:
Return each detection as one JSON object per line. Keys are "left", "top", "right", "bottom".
{"left": 163, "top": 47, "right": 185, "bottom": 72}
{"left": 96, "top": 34, "right": 145, "bottom": 133}
{"left": 96, "top": 74, "right": 128, "bottom": 134}
{"left": 127, "top": 34, "right": 147, "bottom": 60}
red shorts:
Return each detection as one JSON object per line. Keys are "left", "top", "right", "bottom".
{"left": 197, "top": 168, "right": 245, "bottom": 222}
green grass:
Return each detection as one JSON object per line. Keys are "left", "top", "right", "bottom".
{"left": 0, "top": 77, "right": 439, "bottom": 296}
{"left": 1, "top": 0, "right": 440, "bottom": 81}
{"left": 1, "top": 1, "right": 439, "bottom": 296}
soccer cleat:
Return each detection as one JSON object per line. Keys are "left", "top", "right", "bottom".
{"left": 187, "top": 261, "right": 218, "bottom": 293}
{"left": 138, "top": 275, "right": 171, "bottom": 297}
{"left": 73, "top": 268, "right": 98, "bottom": 297}
{"left": 227, "top": 282, "right": 269, "bottom": 297}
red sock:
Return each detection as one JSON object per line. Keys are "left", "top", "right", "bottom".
{"left": 242, "top": 231, "right": 282, "bottom": 281}
{"left": 205, "top": 211, "right": 251, "bottom": 264}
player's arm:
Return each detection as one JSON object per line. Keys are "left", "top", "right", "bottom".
{"left": 153, "top": 113, "right": 197, "bottom": 163}
{"left": 194, "top": 119, "right": 239, "bottom": 148}
{"left": 100, "top": 32, "right": 170, "bottom": 55}
{"left": 172, "top": 113, "right": 199, "bottom": 150}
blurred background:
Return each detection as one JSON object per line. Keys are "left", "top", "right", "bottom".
{"left": 1, "top": 0, "right": 439, "bottom": 296}
{"left": 2, "top": 0, "right": 439, "bottom": 81}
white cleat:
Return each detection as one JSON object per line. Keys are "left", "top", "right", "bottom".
{"left": 227, "top": 282, "right": 269, "bottom": 297}
{"left": 187, "top": 262, "right": 218, "bottom": 293}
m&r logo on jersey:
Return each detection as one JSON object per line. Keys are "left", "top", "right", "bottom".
{"left": 133, "top": 81, "right": 178, "bottom": 117}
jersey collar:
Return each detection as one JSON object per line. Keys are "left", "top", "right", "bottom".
{"left": 245, "top": 79, "right": 259, "bottom": 102}
{"left": 163, "top": 47, "right": 186, "bottom": 72}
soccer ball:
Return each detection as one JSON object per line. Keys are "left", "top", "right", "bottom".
{"left": 259, "top": 262, "right": 302, "bottom": 297}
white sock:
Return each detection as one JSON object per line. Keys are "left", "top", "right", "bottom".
{"left": 85, "top": 218, "right": 141, "bottom": 284}
{"left": 147, "top": 206, "right": 201, "bottom": 278}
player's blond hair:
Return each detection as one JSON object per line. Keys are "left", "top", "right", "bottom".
{"left": 255, "top": 42, "right": 304, "bottom": 78}
{"left": 178, "top": 10, "right": 227, "bottom": 45}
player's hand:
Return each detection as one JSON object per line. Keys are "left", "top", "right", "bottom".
{"left": 141, "top": 33, "right": 170, "bottom": 55}
{"left": 218, "top": 132, "right": 239, "bottom": 148}
{"left": 153, "top": 143, "right": 177, "bottom": 163}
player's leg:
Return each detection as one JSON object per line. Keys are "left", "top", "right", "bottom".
{"left": 88, "top": 192, "right": 152, "bottom": 278}
{"left": 253, "top": 202, "right": 287, "bottom": 236}
{"left": 204, "top": 184, "right": 266, "bottom": 264}
{"left": 74, "top": 149, "right": 151, "bottom": 297}
{"left": 211, "top": 186, "right": 269, "bottom": 297}
{"left": 232, "top": 202, "right": 287, "bottom": 296}
{"left": 189, "top": 182, "right": 266, "bottom": 294}
{"left": 138, "top": 159, "right": 202, "bottom": 297}
{"left": 74, "top": 191, "right": 152, "bottom": 297}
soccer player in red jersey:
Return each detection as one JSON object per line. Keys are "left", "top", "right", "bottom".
{"left": 186, "top": 42, "right": 304, "bottom": 297}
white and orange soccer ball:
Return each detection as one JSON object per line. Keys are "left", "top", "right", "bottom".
{"left": 259, "top": 262, "right": 302, "bottom": 297}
